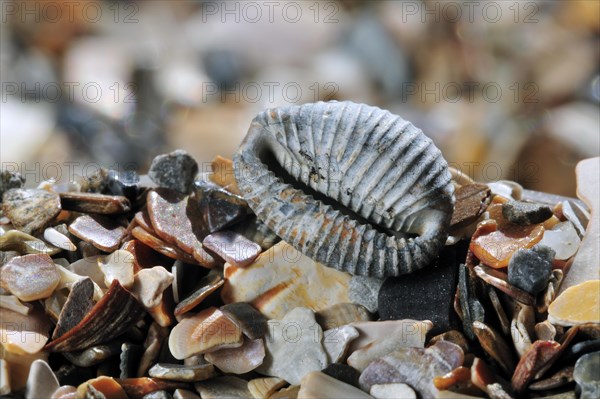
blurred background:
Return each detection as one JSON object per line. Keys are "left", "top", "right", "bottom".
{"left": 1, "top": 0, "right": 598, "bottom": 196}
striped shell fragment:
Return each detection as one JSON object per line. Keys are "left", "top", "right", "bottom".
{"left": 234, "top": 101, "right": 455, "bottom": 277}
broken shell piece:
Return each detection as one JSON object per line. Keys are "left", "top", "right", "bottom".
{"left": 247, "top": 378, "right": 287, "bottom": 399}
{"left": 131, "top": 266, "right": 174, "bottom": 309}
{"left": 55, "top": 263, "right": 103, "bottom": 301}
{"left": 120, "top": 342, "right": 144, "bottom": 379}
{"left": 451, "top": 183, "right": 491, "bottom": 229}
{"left": 203, "top": 230, "right": 262, "bottom": 267}
{"left": 148, "top": 363, "right": 216, "bottom": 382}
{"left": 315, "top": 303, "right": 372, "bottom": 330}
{"left": 147, "top": 293, "right": 175, "bottom": 328}
{"left": 0, "top": 294, "right": 33, "bottom": 315}
{"left": 0, "top": 230, "right": 61, "bottom": 255}
{"left": 323, "top": 325, "right": 359, "bottom": 363}
{"left": 222, "top": 241, "right": 351, "bottom": 319}
{"left": 347, "top": 321, "right": 432, "bottom": 371}
{"left": 2, "top": 188, "right": 61, "bottom": 235}
{"left": 428, "top": 330, "right": 470, "bottom": 354}
{"left": 98, "top": 250, "right": 135, "bottom": 289}
{"left": 69, "top": 214, "right": 127, "bottom": 252}
{"left": 68, "top": 256, "right": 106, "bottom": 289}
{"left": 51, "top": 386, "right": 78, "bottom": 399}
{"left": 45, "top": 280, "right": 145, "bottom": 352}
{"left": 270, "top": 385, "right": 300, "bottom": 399}
{"left": 511, "top": 340, "right": 561, "bottom": 394}
{"left": 433, "top": 366, "right": 471, "bottom": 391}
{"left": 548, "top": 280, "right": 600, "bottom": 326}
{"left": 348, "top": 319, "right": 431, "bottom": 354}
{"left": 173, "top": 390, "right": 200, "bottom": 399}
{"left": 537, "top": 222, "right": 581, "bottom": 260}
{"left": 146, "top": 189, "right": 217, "bottom": 268}
{"left": 26, "top": 360, "right": 59, "bottom": 399}
{"left": 220, "top": 302, "right": 268, "bottom": 340}
{"left": 234, "top": 101, "right": 455, "bottom": 277}
{"left": 192, "top": 180, "right": 250, "bottom": 234}
{"left": 473, "top": 265, "right": 535, "bottom": 305}
{"left": 298, "top": 371, "right": 372, "bottom": 398}
{"left": 194, "top": 376, "right": 253, "bottom": 399}
{"left": 77, "top": 376, "right": 128, "bottom": 399}
{"left": 358, "top": 341, "right": 464, "bottom": 399}
{"left": 59, "top": 192, "right": 131, "bottom": 214}
{"left": 204, "top": 337, "right": 265, "bottom": 374}
{"left": 138, "top": 322, "right": 169, "bottom": 377}
{"left": 370, "top": 383, "right": 416, "bottom": 399}
{"left": 472, "top": 321, "right": 516, "bottom": 376}
{"left": 470, "top": 357, "right": 496, "bottom": 394}
{"left": 44, "top": 227, "right": 77, "bottom": 251}
{"left": 457, "top": 264, "right": 485, "bottom": 340}
{"left": 470, "top": 222, "right": 544, "bottom": 269}
{"left": 257, "top": 307, "right": 328, "bottom": 385}
{"left": 487, "top": 181, "right": 523, "bottom": 200}
{"left": 1, "top": 254, "right": 60, "bottom": 302}
{"left": 488, "top": 288, "right": 510, "bottom": 336}
{"left": 560, "top": 200, "right": 589, "bottom": 237}
{"left": 52, "top": 278, "right": 95, "bottom": 339}
{"left": 0, "top": 308, "right": 50, "bottom": 355}
{"left": 168, "top": 307, "right": 243, "bottom": 360}
{"left": 537, "top": 269, "right": 564, "bottom": 314}
{"left": 510, "top": 304, "right": 535, "bottom": 357}
{"left": 174, "top": 272, "right": 223, "bottom": 316}
{"left": 131, "top": 226, "right": 198, "bottom": 264}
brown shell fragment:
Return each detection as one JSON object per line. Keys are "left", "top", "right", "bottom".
{"left": 59, "top": 192, "right": 131, "bottom": 214}
{"left": 450, "top": 183, "right": 491, "bottom": 228}
{"left": 234, "top": 101, "right": 454, "bottom": 277}
{"left": 69, "top": 214, "right": 127, "bottom": 252}
{"left": 174, "top": 273, "right": 224, "bottom": 316}
{"left": 511, "top": 340, "right": 561, "bottom": 394}
{"left": 45, "top": 280, "right": 145, "bottom": 352}
{"left": 147, "top": 189, "right": 217, "bottom": 268}
{"left": 117, "top": 378, "right": 187, "bottom": 399}
{"left": 202, "top": 230, "right": 262, "bottom": 267}
{"left": 472, "top": 321, "right": 516, "bottom": 377}
{"left": 52, "top": 277, "right": 95, "bottom": 339}
{"left": 131, "top": 226, "right": 198, "bottom": 264}
{"left": 473, "top": 265, "right": 535, "bottom": 305}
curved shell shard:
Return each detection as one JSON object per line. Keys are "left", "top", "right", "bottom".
{"left": 234, "top": 101, "right": 454, "bottom": 277}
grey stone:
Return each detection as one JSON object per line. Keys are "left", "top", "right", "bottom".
{"left": 149, "top": 150, "right": 198, "bottom": 194}
{"left": 2, "top": 189, "right": 62, "bottom": 235}
{"left": 502, "top": 200, "right": 553, "bottom": 225}
{"left": 0, "top": 169, "right": 25, "bottom": 201}
{"left": 349, "top": 275, "right": 383, "bottom": 313}
{"left": 508, "top": 246, "right": 555, "bottom": 295}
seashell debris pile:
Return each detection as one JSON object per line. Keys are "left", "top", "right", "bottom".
{"left": 1, "top": 102, "right": 598, "bottom": 399}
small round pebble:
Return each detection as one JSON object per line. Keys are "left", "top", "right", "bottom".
{"left": 502, "top": 200, "right": 553, "bottom": 225}
{"left": 508, "top": 245, "right": 555, "bottom": 295}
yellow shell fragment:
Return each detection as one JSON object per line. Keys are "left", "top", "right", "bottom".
{"left": 548, "top": 280, "right": 600, "bottom": 326}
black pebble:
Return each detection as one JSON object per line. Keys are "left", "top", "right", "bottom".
{"left": 378, "top": 246, "right": 464, "bottom": 336}
{"left": 321, "top": 363, "right": 362, "bottom": 388}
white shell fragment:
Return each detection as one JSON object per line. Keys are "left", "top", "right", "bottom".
{"left": 98, "top": 250, "right": 135, "bottom": 289}
{"left": 257, "top": 307, "right": 329, "bottom": 385}
{"left": 234, "top": 101, "right": 454, "bottom": 277}
{"left": 43, "top": 227, "right": 77, "bottom": 251}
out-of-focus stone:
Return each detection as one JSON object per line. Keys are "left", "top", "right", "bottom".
{"left": 257, "top": 307, "right": 328, "bottom": 385}
{"left": 2, "top": 189, "right": 61, "bottom": 235}
{"left": 0, "top": 169, "right": 25, "bottom": 200}
{"left": 222, "top": 241, "right": 351, "bottom": 319}
{"left": 574, "top": 351, "right": 600, "bottom": 399}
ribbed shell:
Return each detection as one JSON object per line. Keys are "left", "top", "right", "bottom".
{"left": 234, "top": 101, "right": 454, "bottom": 277}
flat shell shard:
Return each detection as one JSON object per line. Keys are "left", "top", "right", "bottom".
{"left": 69, "top": 214, "right": 127, "bottom": 252}
{"left": 52, "top": 277, "right": 95, "bottom": 339}
{"left": 59, "top": 192, "right": 131, "bottom": 214}
{"left": 234, "top": 101, "right": 454, "bottom": 277}
{"left": 45, "top": 280, "right": 145, "bottom": 352}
